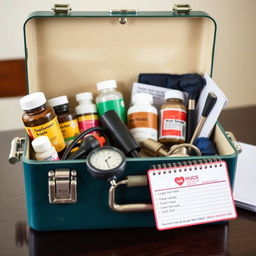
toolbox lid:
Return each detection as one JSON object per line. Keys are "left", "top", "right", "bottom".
{"left": 23, "top": 11, "right": 216, "bottom": 106}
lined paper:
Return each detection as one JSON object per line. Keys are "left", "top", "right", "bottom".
{"left": 148, "top": 161, "right": 237, "bottom": 230}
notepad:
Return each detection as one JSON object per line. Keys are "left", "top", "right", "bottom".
{"left": 233, "top": 142, "right": 256, "bottom": 212}
{"left": 196, "top": 73, "right": 228, "bottom": 137}
{"left": 148, "top": 160, "right": 237, "bottom": 230}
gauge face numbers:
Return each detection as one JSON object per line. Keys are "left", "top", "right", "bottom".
{"left": 89, "top": 148, "right": 123, "bottom": 171}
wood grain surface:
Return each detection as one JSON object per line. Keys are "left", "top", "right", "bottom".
{"left": 0, "top": 59, "right": 26, "bottom": 97}
{"left": 0, "top": 107, "right": 255, "bottom": 256}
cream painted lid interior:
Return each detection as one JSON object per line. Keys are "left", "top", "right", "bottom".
{"left": 24, "top": 15, "right": 215, "bottom": 106}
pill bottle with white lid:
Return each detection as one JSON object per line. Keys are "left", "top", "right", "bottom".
{"left": 128, "top": 93, "right": 158, "bottom": 143}
{"left": 32, "top": 136, "right": 59, "bottom": 161}
{"left": 75, "top": 92, "right": 99, "bottom": 134}
{"left": 159, "top": 89, "right": 187, "bottom": 145}
{"left": 96, "top": 80, "right": 126, "bottom": 122}
{"left": 20, "top": 92, "right": 66, "bottom": 153}
{"left": 48, "top": 95, "right": 80, "bottom": 147}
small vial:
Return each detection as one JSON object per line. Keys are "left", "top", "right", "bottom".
{"left": 75, "top": 92, "right": 99, "bottom": 134}
{"left": 96, "top": 80, "right": 126, "bottom": 122}
{"left": 159, "top": 89, "right": 187, "bottom": 145}
{"left": 32, "top": 136, "right": 59, "bottom": 161}
{"left": 48, "top": 95, "right": 80, "bottom": 147}
{"left": 20, "top": 92, "right": 66, "bottom": 153}
{"left": 128, "top": 93, "right": 158, "bottom": 143}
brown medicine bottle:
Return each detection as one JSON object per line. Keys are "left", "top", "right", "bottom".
{"left": 20, "top": 92, "right": 66, "bottom": 153}
{"left": 48, "top": 95, "right": 80, "bottom": 147}
{"left": 159, "top": 89, "right": 187, "bottom": 145}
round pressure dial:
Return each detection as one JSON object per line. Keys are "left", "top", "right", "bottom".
{"left": 86, "top": 146, "right": 126, "bottom": 180}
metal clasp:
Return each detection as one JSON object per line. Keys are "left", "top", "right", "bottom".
{"left": 52, "top": 4, "right": 72, "bottom": 15}
{"left": 173, "top": 4, "right": 192, "bottom": 14}
{"left": 9, "top": 137, "right": 25, "bottom": 164}
{"left": 108, "top": 175, "right": 152, "bottom": 212}
{"left": 110, "top": 9, "right": 138, "bottom": 25}
{"left": 48, "top": 170, "right": 77, "bottom": 204}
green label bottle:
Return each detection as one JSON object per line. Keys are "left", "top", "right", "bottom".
{"left": 96, "top": 80, "right": 127, "bottom": 123}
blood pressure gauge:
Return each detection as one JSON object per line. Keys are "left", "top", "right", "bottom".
{"left": 86, "top": 146, "right": 126, "bottom": 181}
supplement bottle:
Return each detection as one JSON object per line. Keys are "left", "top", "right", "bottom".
{"left": 96, "top": 80, "right": 126, "bottom": 122}
{"left": 159, "top": 89, "right": 187, "bottom": 145}
{"left": 20, "top": 92, "right": 66, "bottom": 153}
{"left": 75, "top": 92, "right": 99, "bottom": 133}
{"left": 48, "top": 95, "right": 80, "bottom": 147}
{"left": 32, "top": 136, "right": 59, "bottom": 161}
{"left": 128, "top": 93, "right": 158, "bottom": 143}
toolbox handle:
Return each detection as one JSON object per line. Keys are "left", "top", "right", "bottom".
{"left": 9, "top": 137, "right": 25, "bottom": 164}
{"left": 109, "top": 9, "right": 138, "bottom": 15}
{"left": 108, "top": 176, "right": 153, "bottom": 212}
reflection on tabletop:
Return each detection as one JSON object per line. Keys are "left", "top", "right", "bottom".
{"left": 15, "top": 221, "right": 229, "bottom": 256}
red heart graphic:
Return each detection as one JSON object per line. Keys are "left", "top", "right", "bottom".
{"left": 175, "top": 177, "right": 185, "bottom": 186}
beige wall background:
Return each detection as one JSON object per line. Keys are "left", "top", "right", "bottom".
{"left": 0, "top": 0, "right": 256, "bottom": 131}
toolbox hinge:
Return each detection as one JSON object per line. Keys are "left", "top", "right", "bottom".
{"left": 52, "top": 4, "right": 72, "bottom": 15}
{"left": 48, "top": 170, "right": 77, "bottom": 204}
{"left": 173, "top": 4, "right": 192, "bottom": 14}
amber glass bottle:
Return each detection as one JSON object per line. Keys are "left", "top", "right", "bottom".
{"left": 48, "top": 95, "right": 80, "bottom": 147}
{"left": 159, "top": 89, "right": 187, "bottom": 145}
{"left": 20, "top": 92, "right": 66, "bottom": 153}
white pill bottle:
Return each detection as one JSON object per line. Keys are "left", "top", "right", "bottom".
{"left": 32, "top": 136, "right": 59, "bottom": 161}
{"left": 127, "top": 93, "right": 158, "bottom": 143}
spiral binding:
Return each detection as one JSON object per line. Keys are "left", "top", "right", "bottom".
{"left": 151, "top": 158, "right": 223, "bottom": 175}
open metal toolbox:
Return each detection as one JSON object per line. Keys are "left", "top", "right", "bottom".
{"left": 9, "top": 5, "right": 239, "bottom": 231}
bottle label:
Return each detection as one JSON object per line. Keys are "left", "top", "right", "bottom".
{"left": 25, "top": 117, "right": 66, "bottom": 153}
{"left": 128, "top": 111, "right": 158, "bottom": 142}
{"left": 43, "top": 152, "right": 60, "bottom": 161}
{"left": 59, "top": 119, "right": 80, "bottom": 144}
{"left": 96, "top": 99, "right": 126, "bottom": 122}
{"left": 159, "top": 108, "right": 186, "bottom": 140}
{"left": 77, "top": 114, "right": 99, "bottom": 134}
{"left": 128, "top": 112, "right": 157, "bottom": 129}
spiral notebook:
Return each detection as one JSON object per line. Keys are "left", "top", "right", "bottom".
{"left": 148, "top": 160, "right": 237, "bottom": 230}
{"left": 233, "top": 142, "right": 256, "bottom": 212}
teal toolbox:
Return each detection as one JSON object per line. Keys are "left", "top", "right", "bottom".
{"left": 13, "top": 6, "right": 239, "bottom": 231}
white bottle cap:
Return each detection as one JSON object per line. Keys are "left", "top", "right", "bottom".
{"left": 75, "top": 92, "right": 93, "bottom": 102}
{"left": 32, "top": 136, "right": 52, "bottom": 153}
{"left": 48, "top": 96, "right": 69, "bottom": 107}
{"left": 132, "top": 93, "right": 153, "bottom": 105}
{"left": 164, "top": 89, "right": 184, "bottom": 101}
{"left": 96, "top": 80, "right": 117, "bottom": 91}
{"left": 20, "top": 92, "right": 46, "bottom": 111}
{"left": 75, "top": 104, "right": 97, "bottom": 115}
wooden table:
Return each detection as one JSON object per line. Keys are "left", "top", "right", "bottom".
{"left": 1, "top": 106, "right": 255, "bottom": 256}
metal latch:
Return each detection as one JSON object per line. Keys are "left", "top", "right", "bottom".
{"left": 9, "top": 137, "right": 25, "bottom": 164}
{"left": 226, "top": 131, "right": 242, "bottom": 154}
{"left": 48, "top": 170, "right": 77, "bottom": 204}
{"left": 173, "top": 4, "right": 192, "bottom": 14}
{"left": 52, "top": 4, "right": 72, "bottom": 15}
{"left": 110, "top": 9, "right": 138, "bottom": 25}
